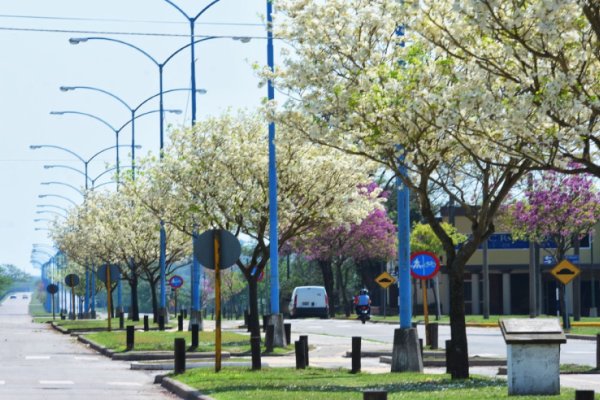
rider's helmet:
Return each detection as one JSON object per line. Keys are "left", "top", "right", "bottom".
{"left": 359, "top": 288, "right": 369, "bottom": 296}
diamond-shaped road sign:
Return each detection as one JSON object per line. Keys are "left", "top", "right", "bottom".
{"left": 550, "top": 259, "right": 580, "bottom": 285}
{"left": 375, "top": 271, "right": 397, "bottom": 289}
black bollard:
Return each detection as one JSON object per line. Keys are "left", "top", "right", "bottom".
{"left": 174, "top": 338, "right": 186, "bottom": 374}
{"left": 183, "top": 309, "right": 187, "bottom": 319}
{"left": 119, "top": 312, "right": 124, "bottom": 330}
{"left": 351, "top": 336, "right": 361, "bottom": 373}
{"left": 191, "top": 324, "right": 199, "bottom": 349}
{"left": 143, "top": 315, "right": 149, "bottom": 331}
{"left": 428, "top": 323, "right": 439, "bottom": 349}
{"left": 244, "top": 311, "right": 249, "bottom": 327}
{"left": 575, "top": 390, "right": 595, "bottom": 400}
{"left": 251, "top": 336, "right": 262, "bottom": 370}
{"left": 445, "top": 340, "right": 453, "bottom": 374}
{"left": 262, "top": 315, "right": 269, "bottom": 332}
{"left": 158, "top": 315, "right": 165, "bottom": 331}
{"left": 295, "top": 340, "right": 306, "bottom": 369}
{"left": 363, "top": 390, "right": 388, "bottom": 400}
{"left": 299, "top": 335, "right": 309, "bottom": 366}
{"left": 284, "top": 323, "right": 291, "bottom": 345}
{"left": 178, "top": 314, "right": 184, "bottom": 332}
{"left": 126, "top": 325, "right": 135, "bottom": 351}
{"left": 596, "top": 334, "right": 600, "bottom": 370}
{"left": 265, "top": 325, "right": 274, "bottom": 353}
{"left": 419, "top": 338, "right": 423, "bottom": 359}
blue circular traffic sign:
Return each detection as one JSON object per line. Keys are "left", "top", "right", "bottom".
{"left": 169, "top": 275, "right": 184, "bottom": 289}
{"left": 410, "top": 251, "right": 440, "bottom": 280}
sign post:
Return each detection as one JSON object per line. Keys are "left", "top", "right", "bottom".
{"left": 550, "top": 259, "right": 580, "bottom": 330}
{"left": 194, "top": 229, "right": 241, "bottom": 373}
{"left": 410, "top": 252, "right": 441, "bottom": 344}
{"left": 64, "top": 274, "right": 80, "bottom": 320}
{"left": 375, "top": 271, "right": 397, "bottom": 317}
{"left": 46, "top": 284, "right": 58, "bottom": 321}
{"left": 97, "top": 265, "right": 120, "bottom": 332}
{"left": 169, "top": 275, "right": 184, "bottom": 316}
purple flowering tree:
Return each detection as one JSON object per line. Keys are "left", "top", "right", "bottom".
{"left": 294, "top": 185, "right": 396, "bottom": 316}
{"left": 505, "top": 171, "right": 600, "bottom": 326}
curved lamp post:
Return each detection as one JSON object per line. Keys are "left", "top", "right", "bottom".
{"left": 37, "top": 204, "right": 69, "bottom": 214}
{"left": 38, "top": 194, "right": 78, "bottom": 207}
{"left": 59, "top": 86, "right": 203, "bottom": 179}
{"left": 41, "top": 181, "right": 84, "bottom": 197}
{"left": 36, "top": 210, "right": 67, "bottom": 220}
{"left": 49, "top": 111, "right": 172, "bottom": 187}
{"left": 69, "top": 35, "right": 249, "bottom": 323}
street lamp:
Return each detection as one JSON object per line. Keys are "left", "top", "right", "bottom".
{"left": 41, "top": 181, "right": 84, "bottom": 197}
{"left": 70, "top": 35, "right": 249, "bottom": 323}
{"left": 32, "top": 144, "right": 140, "bottom": 190}
{"left": 37, "top": 204, "right": 69, "bottom": 214}
{"left": 49, "top": 111, "right": 171, "bottom": 187}
{"left": 38, "top": 194, "right": 78, "bottom": 207}
{"left": 59, "top": 86, "right": 203, "bottom": 179}
{"left": 36, "top": 210, "right": 67, "bottom": 219}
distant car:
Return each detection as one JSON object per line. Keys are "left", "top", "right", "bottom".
{"left": 9, "top": 295, "right": 16, "bottom": 299}
{"left": 289, "top": 286, "right": 329, "bottom": 318}
{"left": 22, "top": 295, "right": 28, "bottom": 299}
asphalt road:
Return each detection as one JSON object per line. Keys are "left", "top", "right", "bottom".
{"left": 0, "top": 293, "right": 173, "bottom": 400}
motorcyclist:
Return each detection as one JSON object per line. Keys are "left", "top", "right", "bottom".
{"left": 354, "top": 288, "right": 371, "bottom": 316}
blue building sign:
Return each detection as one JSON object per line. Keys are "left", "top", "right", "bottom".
{"left": 481, "top": 233, "right": 590, "bottom": 250}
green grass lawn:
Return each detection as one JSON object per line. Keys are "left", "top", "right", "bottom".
{"left": 83, "top": 330, "right": 262, "bottom": 353}
{"left": 173, "top": 367, "right": 584, "bottom": 400}
{"left": 52, "top": 318, "right": 176, "bottom": 331}
{"left": 28, "top": 299, "right": 51, "bottom": 318}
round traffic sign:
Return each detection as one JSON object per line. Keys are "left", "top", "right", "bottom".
{"left": 169, "top": 275, "right": 184, "bottom": 289}
{"left": 64, "top": 274, "right": 80, "bottom": 287}
{"left": 193, "top": 229, "right": 241, "bottom": 270}
{"left": 410, "top": 251, "right": 441, "bottom": 280}
{"left": 96, "top": 264, "right": 121, "bottom": 284}
{"left": 46, "top": 283, "right": 58, "bottom": 294}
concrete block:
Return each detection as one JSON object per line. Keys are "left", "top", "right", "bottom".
{"left": 268, "top": 313, "right": 287, "bottom": 347}
{"left": 391, "top": 328, "right": 423, "bottom": 372}
{"left": 507, "top": 343, "right": 560, "bottom": 395}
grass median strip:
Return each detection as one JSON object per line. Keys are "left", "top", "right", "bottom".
{"left": 83, "top": 330, "right": 252, "bottom": 353}
{"left": 173, "top": 367, "right": 580, "bottom": 400}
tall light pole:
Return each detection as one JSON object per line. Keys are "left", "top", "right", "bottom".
{"left": 70, "top": 35, "right": 249, "bottom": 325}
{"left": 59, "top": 86, "right": 203, "bottom": 179}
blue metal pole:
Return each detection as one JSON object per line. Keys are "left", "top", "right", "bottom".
{"left": 192, "top": 234, "right": 200, "bottom": 313}
{"left": 267, "top": 0, "right": 280, "bottom": 314}
{"left": 158, "top": 64, "right": 167, "bottom": 317}
{"left": 91, "top": 263, "right": 96, "bottom": 317}
{"left": 117, "top": 270, "right": 122, "bottom": 314}
{"left": 131, "top": 110, "right": 136, "bottom": 180}
{"left": 397, "top": 164, "right": 411, "bottom": 328}
{"left": 84, "top": 266, "right": 90, "bottom": 316}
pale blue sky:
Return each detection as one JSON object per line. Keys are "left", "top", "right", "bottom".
{"left": 0, "top": 1, "right": 269, "bottom": 274}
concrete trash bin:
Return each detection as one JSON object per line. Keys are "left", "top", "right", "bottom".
{"left": 499, "top": 318, "right": 566, "bottom": 396}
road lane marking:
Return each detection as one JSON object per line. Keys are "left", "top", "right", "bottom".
{"left": 26, "top": 356, "right": 50, "bottom": 360}
{"left": 107, "top": 382, "right": 143, "bottom": 386}
{"left": 74, "top": 356, "right": 100, "bottom": 361}
{"left": 39, "top": 380, "right": 74, "bottom": 385}
{"left": 0, "top": 381, "right": 5, "bottom": 385}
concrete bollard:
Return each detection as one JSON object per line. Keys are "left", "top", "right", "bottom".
{"left": 300, "top": 335, "right": 309, "bottom": 366}
{"left": 363, "top": 390, "right": 387, "bottom": 400}
{"left": 265, "top": 325, "right": 274, "bottom": 353}
{"left": 427, "top": 323, "right": 439, "bottom": 349}
{"left": 126, "top": 325, "right": 135, "bottom": 351}
{"left": 251, "top": 336, "right": 261, "bottom": 370}
{"left": 143, "top": 315, "right": 149, "bottom": 331}
{"left": 351, "top": 336, "right": 361, "bottom": 373}
{"left": 174, "top": 338, "right": 186, "bottom": 374}
{"left": 191, "top": 323, "right": 199, "bottom": 349}
{"left": 575, "top": 390, "right": 595, "bottom": 400}
{"left": 295, "top": 340, "right": 306, "bottom": 369}
{"left": 178, "top": 314, "right": 184, "bottom": 332}
{"left": 284, "top": 323, "right": 291, "bottom": 345}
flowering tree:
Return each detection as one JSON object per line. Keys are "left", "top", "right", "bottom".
{"left": 129, "top": 110, "right": 381, "bottom": 338}
{"left": 295, "top": 188, "right": 397, "bottom": 316}
{"left": 412, "top": 1, "right": 600, "bottom": 177}
{"left": 504, "top": 171, "right": 600, "bottom": 326}
{"left": 271, "top": 0, "right": 536, "bottom": 378}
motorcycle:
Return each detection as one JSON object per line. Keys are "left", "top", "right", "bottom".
{"left": 357, "top": 305, "right": 370, "bottom": 324}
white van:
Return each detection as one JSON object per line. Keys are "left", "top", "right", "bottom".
{"left": 289, "top": 286, "right": 329, "bottom": 318}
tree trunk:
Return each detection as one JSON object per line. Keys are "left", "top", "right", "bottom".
{"left": 129, "top": 274, "right": 140, "bottom": 321}
{"left": 318, "top": 260, "right": 336, "bottom": 317}
{"left": 448, "top": 254, "right": 469, "bottom": 379}
{"left": 334, "top": 261, "right": 350, "bottom": 316}
{"left": 248, "top": 277, "right": 261, "bottom": 339}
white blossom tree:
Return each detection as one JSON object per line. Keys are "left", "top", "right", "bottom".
{"left": 271, "top": 0, "right": 541, "bottom": 378}
{"left": 128, "top": 110, "right": 382, "bottom": 338}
